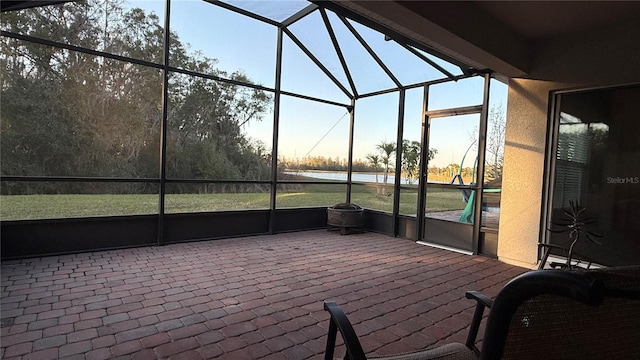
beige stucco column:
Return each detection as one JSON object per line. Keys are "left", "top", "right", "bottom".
{"left": 497, "top": 79, "right": 565, "bottom": 268}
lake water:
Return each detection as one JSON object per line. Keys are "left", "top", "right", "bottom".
{"left": 285, "top": 171, "right": 417, "bottom": 185}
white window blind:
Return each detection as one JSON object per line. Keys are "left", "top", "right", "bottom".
{"left": 553, "top": 114, "right": 589, "bottom": 207}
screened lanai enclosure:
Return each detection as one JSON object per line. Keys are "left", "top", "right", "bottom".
{"left": 0, "top": 0, "right": 507, "bottom": 259}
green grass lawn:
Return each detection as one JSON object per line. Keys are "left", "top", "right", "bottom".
{"left": 0, "top": 183, "right": 466, "bottom": 221}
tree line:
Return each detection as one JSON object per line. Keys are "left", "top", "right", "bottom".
{"left": 281, "top": 140, "right": 438, "bottom": 186}
{"left": 1, "top": 0, "right": 272, "bottom": 194}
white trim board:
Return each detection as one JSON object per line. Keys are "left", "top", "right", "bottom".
{"left": 416, "top": 241, "right": 474, "bottom": 255}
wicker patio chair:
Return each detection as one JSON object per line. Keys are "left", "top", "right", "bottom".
{"left": 323, "top": 266, "right": 640, "bottom": 360}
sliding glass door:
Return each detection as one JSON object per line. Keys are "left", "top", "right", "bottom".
{"left": 545, "top": 85, "right": 640, "bottom": 266}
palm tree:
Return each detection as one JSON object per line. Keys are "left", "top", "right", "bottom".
{"left": 377, "top": 141, "right": 396, "bottom": 185}
{"left": 401, "top": 140, "right": 420, "bottom": 184}
{"left": 447, "top": 163, "right": 461, "bottom": 178}
{"left": 366, "top": 154, "right": 381, "bottom": 183}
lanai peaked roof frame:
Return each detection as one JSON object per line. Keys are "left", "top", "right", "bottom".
{"left": 204, "top": 0, "right": 471, "bottom": 98}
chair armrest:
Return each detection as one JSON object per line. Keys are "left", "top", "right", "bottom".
{"left": 464, "top": 291, "right": 493, "bottom": 354}
{"left": 323, "top": 301, "right": 367, "bottom": 360}
{"left": 466, "top": 290, "right": 493, "bottom": 308}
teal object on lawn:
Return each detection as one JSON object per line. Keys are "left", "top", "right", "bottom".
{"left": 459, "top": 189, "right": 502, "bottom": 224}
{"left": 459, "top": 190, "right": 476, "bottom": 223}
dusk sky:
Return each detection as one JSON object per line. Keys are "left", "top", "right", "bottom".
{"left": 133, "top": 0, "right": 507, "bottom": 168}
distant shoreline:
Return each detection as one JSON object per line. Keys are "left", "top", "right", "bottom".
{"left": 284, "top": 169, "right": 472, "bottom": 184}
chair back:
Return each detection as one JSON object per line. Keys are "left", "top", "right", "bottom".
{"left": 479, "top": 266, "right": 640, "bottom": 360}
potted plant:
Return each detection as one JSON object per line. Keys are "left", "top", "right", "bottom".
{"left": 548, "top": 201, "right": 602, "bottom": 269}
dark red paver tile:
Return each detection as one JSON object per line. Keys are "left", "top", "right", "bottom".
{"left": 196, "top": 343, "right": 224, "bottom": 359}
{"left": 21, "top": 348, "right": 59, "bottom": 360}
{"left": 59, "top": 340, "right": 92, "bottom": 357}
{"left": 154, "top": 338, "right": 199, "bottom": 358}
{"left": 85, "top": 347, "right": 112, "bottom": 360}
{"left": 110, "top": 340, "right": 144, "bottom": 357}
{"left": 1, "top": 230, "right": 525, "bottom": 360}
{"left": 4, "top": 342, "right": 33, "bottom": 358}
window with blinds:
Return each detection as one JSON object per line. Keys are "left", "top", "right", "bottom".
{"left": 553, "top": 113, "right": 590, "bottom": 208}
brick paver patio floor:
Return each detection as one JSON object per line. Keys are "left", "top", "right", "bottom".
{"left": 1, "top": 230, "right": 526, "bottom": 359}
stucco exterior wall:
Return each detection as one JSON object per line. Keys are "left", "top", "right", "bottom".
{"left": 530, "top": 20, "right": 640, "bottom": 85}
{"left": 497, "top": 18, "right": 640, "bottom": 267}
{"left": 497, "top": 79, "right": 557, "bottom": 268}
